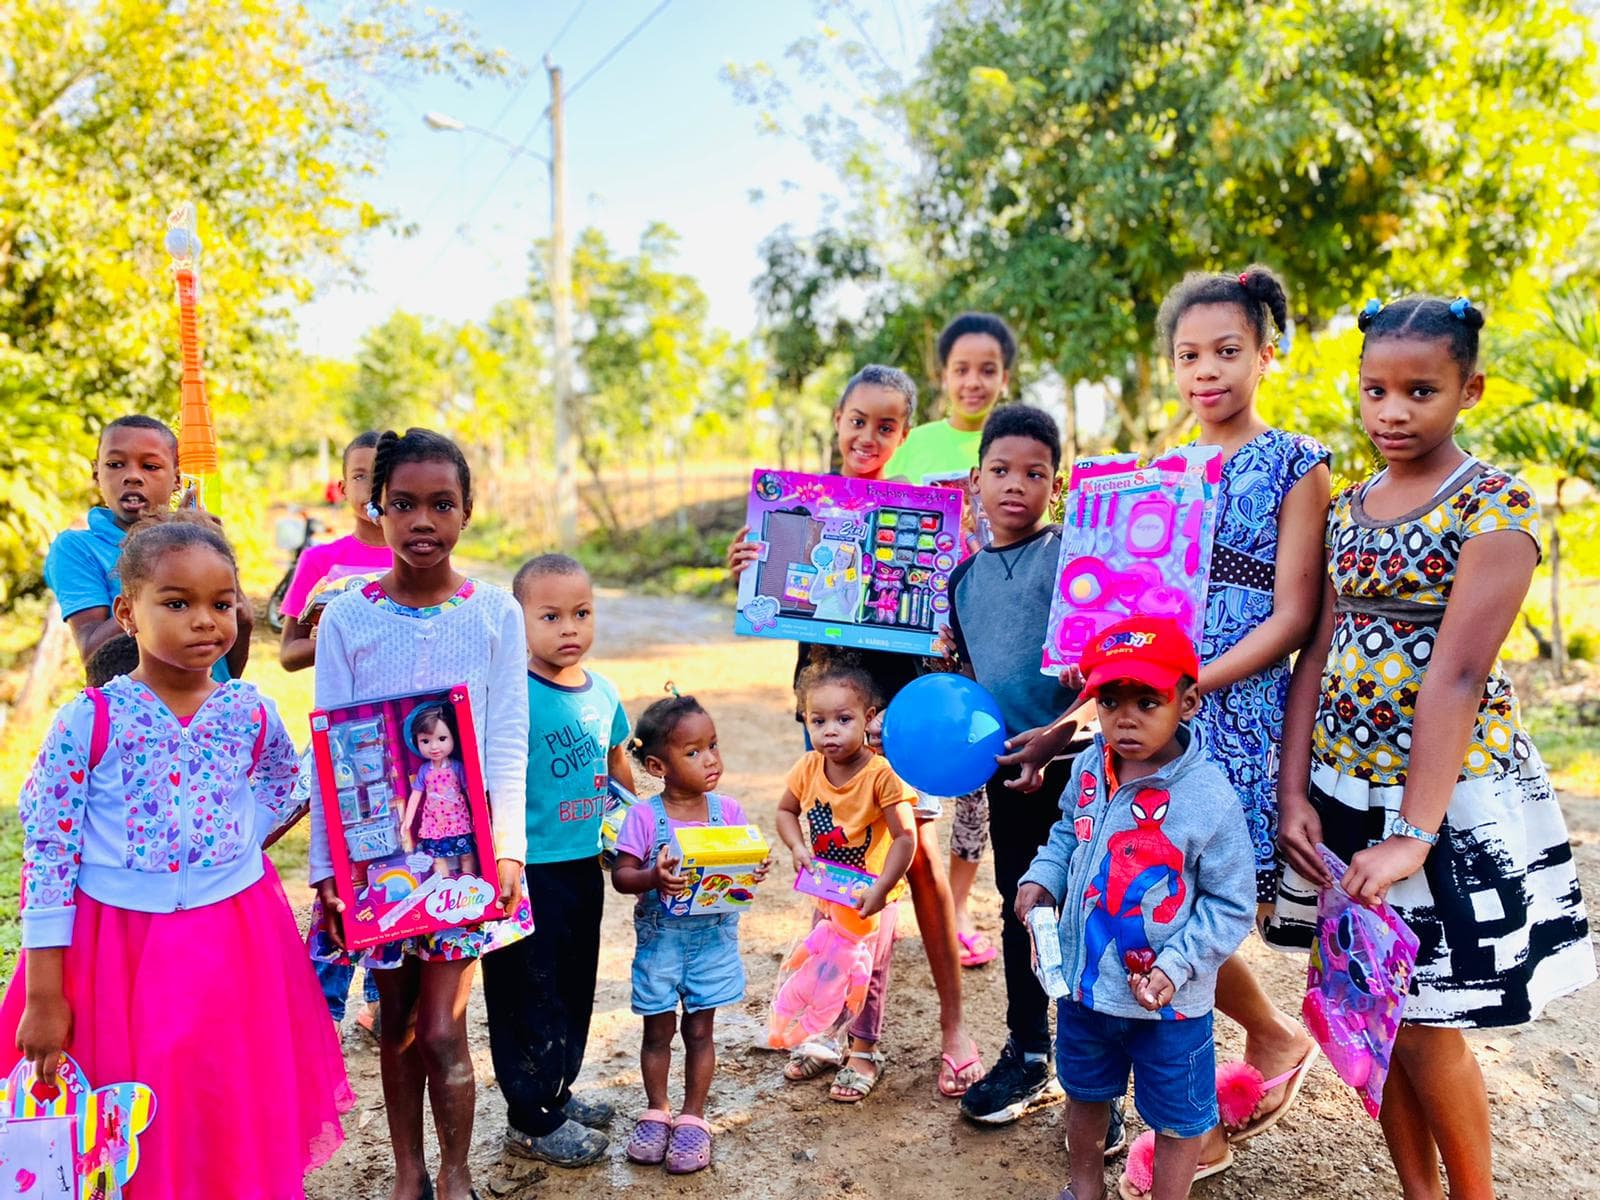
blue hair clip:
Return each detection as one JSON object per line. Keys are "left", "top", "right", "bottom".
{"left": 365, "top": 502, "right": 382, "bottom": 520}
{"left": 1361, "top": 298, "right": 1383, "bottom": 318}
{"left": 1277, "top": 320, "right": 1294, "bottom": 356}
{"left": 1450, "top": 297, "right": 1472, "bottom": 320}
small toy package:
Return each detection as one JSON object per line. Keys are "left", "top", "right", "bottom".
{"left": 768, "top": 902, "right": 878, "bottom": 1050}
{"left": 0, "top": 1053, "right": 155, "bottom": 1200}
{"left": 793, "top": 858, "right": 875, "bottom": 909}
{"left": 1041, "top": 446, "right": 1223, "bottom": 674}
{"left": 734, "top": 468, "right": 967, "bottom": 656}
{"left": 661, "top": 825, "right": 770, "bottom": 917}
{"left": 1303, "top": 844, "right": 1421, "bottom": 1119}
{"left": 599, "top": 778, "right": 643, "bottom": 869}
{"left": 921, "top": 470, "right": 993, "bottom": 555}
{"left": 1025, "top": 906, "right": 1072, "bottom": 1000}
{"left": 309, "top": 686, "right": 502, "bottom": 951}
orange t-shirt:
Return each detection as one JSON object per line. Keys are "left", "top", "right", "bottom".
{"left": 785, "top": 752, "right": 913, "bottom": 898}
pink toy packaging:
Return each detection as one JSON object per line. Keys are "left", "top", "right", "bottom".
{"left": 0, "top": 1052, "right": 155, "bottom": 1199}
{"left": 309, "top": 685, "right": 503, "bottom": 952}
{"left": 734, "top": 469, "right": 967, "bottom": 656}
{"left": 1302, "top": 844, "right": 1421, "bottom": 1118}
{"left": 1041, "top": 447, "right": 1222, "bottom": 674}
{"left": 767, "top": 903, "right": 879, "bottom": 1050}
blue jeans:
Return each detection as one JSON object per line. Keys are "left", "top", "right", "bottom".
{"left": 315, "top": 957, "right": 379, "bottom": 1022}
{"left": 1055, "top": 998, "right": 1218, "bottom": 1139}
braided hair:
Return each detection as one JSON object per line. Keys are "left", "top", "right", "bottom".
{"left": 116, "top": 511, "right": 236, "bottom": 598}
{"left": 368, "top": 428, "right": 474, "bottom": 518}
{"left": 629, "top": 693, "right": 709, "bottom": 766}
{"left": 1157, "top": 264, "right": 1290, "bottom": 357}
{"left": 1357, "top": 296, "right": 1486, "bottom": 377}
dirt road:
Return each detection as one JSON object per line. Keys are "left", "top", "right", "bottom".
{"left": 300, "top": 589, "right": 1600, "bottom": 1200}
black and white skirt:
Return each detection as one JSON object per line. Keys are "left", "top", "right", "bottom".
{"left": 1268, "top": 751, "right": 1596, "bottom": 1028}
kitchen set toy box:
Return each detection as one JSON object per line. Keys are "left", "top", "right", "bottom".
{"left": 661, "top": 825, "right": 770, "bottom": 917}
{"left": 309, "top": 685, "right": 502, "bottom": 951}
{"left": 733, "top": 468, "right": 967, "bottom": 656}
{"left": 1041, "top": 447, "right": 1222, "bottom": 674}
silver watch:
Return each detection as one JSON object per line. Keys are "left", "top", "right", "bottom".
{"left": 1385, "top": 814, "right": 1439, "bottom": 846}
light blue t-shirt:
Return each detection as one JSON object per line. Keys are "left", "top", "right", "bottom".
{"left": 525, "top": 669, "right": 631, "bottom": 864}
{"left": 45, "top": 506, "right": 231, "bottom": 682}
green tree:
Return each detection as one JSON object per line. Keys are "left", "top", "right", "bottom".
{"left": 0, "top": 0, "right": 504, "bottom": 602}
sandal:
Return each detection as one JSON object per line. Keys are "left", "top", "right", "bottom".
{"left": 957, "top": 930, "right": 998, "bottom": 968}
{"left": 1118, "top": 1131, "right": 1233, "bottom": 1200}
{"left": 625, "top": 1109, "right": 673, "bottom": 1166}
{"left": 938, "top": 1043, "right": 983, "bottom": 1098}
{"left": 784, "top": 1042, "right": 842, "bottom": 1082}
{"left": 665, "top": 1114, "right": 712, "bottom": 1174}
{"left": 1221, "top": 1043, "right": 1321, "bottom": 1143}
{"left": 830, "top": 1049, "right": 887, "bottom": 1103}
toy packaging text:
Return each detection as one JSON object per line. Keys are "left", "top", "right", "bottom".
{"left": 661, "top": 824, "right": 770, "bottom": 917}
{"left": 734, "top": 469, "right": 967, "bottom": 656}
{"left": 309, "top": 686, "right": 501, "bottom": 951}
{"left": 1042, "top": 447, "right": 1222, "bottom": 674}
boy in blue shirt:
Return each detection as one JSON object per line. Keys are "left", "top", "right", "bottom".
{"left": 483, "top": 554, "right": 637, "bottom": 1168}
{"left": 45, "top": 415, "right": 250, "bottom": 679}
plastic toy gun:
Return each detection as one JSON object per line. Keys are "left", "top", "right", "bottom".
{"left": 163, "top": 202, "right": 220, "bottom": 513}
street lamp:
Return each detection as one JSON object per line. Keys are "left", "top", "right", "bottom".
{"left": 423, "top": 94, "right": 575, "bottom": 550}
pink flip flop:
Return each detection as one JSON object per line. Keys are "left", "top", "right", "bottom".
{"left": 939, "top": 1047, "right": 983, "bottom": 1098}
{"left": 958, "top": 931, "right": 998, "bottom": 968}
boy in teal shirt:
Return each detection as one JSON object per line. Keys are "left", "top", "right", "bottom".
{"left": 483, "top": 554, "right": 636, "bottom": 1169}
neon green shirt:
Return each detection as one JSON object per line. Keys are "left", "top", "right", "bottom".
{"left": 885, "top": 420, "right": 983, "bottom": 483}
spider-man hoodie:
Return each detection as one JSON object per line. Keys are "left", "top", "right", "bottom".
{"left": 1019, "top": 725, "right": 1254, "bottom": 1020}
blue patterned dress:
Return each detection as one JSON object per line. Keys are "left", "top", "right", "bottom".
{"left": 1194, "top": 428, "right": 1330, "bottom": 902}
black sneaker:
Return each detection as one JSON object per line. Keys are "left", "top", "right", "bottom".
{"left": 562, "top": 1093, "right": 615, "bottom": 1128}
{"left": 1104, "top": 1096, "right": 1128, "bottom": 1159}
{"left": 504, "top": 1119, "right": 608, "bottom": 1167}
{"left": 959, "top": 1039, "right": 1064, "bottom": 1125}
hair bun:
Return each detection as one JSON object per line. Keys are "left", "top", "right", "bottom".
{"left": 1237, "top": 263, "right": 1289, "bottom": 335}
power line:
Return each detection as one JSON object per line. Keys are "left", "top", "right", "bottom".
{"left": 543, "top": 0, "right": 587, "bottom": 57}
{"left": 563, "top": 0, "right": 674, "bottom": 101}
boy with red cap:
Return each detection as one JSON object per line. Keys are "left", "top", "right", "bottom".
{"left": 1015, "top": 615, "right": 1255, "bottom": 1200}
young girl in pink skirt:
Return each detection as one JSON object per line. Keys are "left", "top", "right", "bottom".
{"left": 4, "top": 513, "right": 352, "bottom": 1199}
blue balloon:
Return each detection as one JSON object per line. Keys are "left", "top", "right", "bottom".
{"left": 881, "top": 673, "right": 1007, "bottom": 796}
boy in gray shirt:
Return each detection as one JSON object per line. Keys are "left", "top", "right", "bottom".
{"left": 1016, "top": 616, "right": 1254, "bottom": 1200}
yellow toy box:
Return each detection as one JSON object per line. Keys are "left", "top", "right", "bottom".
{"left": 662, "top": 825, "right": 769, "bottom": 917}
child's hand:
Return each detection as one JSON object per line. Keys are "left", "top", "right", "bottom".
{"left": 655, "top": 845, "right": 688, "bottom": 897}
{"left": 752, "top": 854, "right": 774, "bottom": 884}
{"left": 1128, "top": 966, "right": 1175, "bottom": 1011}
{"left": 856, "top": 882, "right": 888, "bottom": 920}
{"left": 726, "top": 525, "right": 761, "bottom": 578}
{"left": 996, "top": 721, "right": 1076, "bottom": 793}
{"left": 316, "top": 879, "right": 347, "bottom": 951}
{"left": 496, "top": 858, "right": 524, "bottom": 915}
{"left": 933, "top": 628, "right": 958, "bottom": 662}
{"left": 1277, "top": 791, "right": 1332, "bottom": 888}
{"left": 1343, "top": 836, "right": 1430, "bottom": 908}
{"left": 1060, "top": 663, "right": 1087, "bottom": 692}
{"left": 16, "top": 992, "right": 70, "bottom": 1087}
{"left": 788, "top": 842, "right": 815, "bottom": 877}
{"left": 865, "top": 710, "right": 884, "bottom": 753}
{"left": 1013, "top": 882, "right": 1055, "bottom": 926}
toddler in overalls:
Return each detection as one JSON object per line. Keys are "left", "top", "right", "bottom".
{"left": 611, "top": 692, "right": 771, "bottom": 1173}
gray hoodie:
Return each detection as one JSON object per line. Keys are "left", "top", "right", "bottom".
{"left": 1019, "top": 726, "right": 1254, "bottom": 1020}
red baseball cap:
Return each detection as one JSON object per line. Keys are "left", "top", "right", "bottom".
{"left": 1079, "top": 616, "right": 1199, "bottom": 700}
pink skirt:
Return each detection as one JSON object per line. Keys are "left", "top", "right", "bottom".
{"left": 0, "top": 859, "right": 354, "bottom": 1200}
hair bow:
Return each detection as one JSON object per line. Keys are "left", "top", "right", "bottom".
{"left": 1449, "top": 297, "right": 1473, "bottom": 320}
{"left": 366, "top": 502, "right": 383, "bottom": 520}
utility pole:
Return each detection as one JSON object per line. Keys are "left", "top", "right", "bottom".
{"left": 546, "top": 57, "right": 578, "bottom": 549}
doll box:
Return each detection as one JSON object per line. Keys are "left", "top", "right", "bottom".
{"left": 662, "top": 824, "right": 769, "bottom": 917}
{"left": 599, "top": 778, "right": 641, "bottom": 869}
{"left": 309, "top": 685, "right": 502, "bottom": 951}
{"left": 1041, "top": 447, "right": 1223, "bottom": 675}
{"left": 734, "top": 468, "right": 967, "bottom": 656}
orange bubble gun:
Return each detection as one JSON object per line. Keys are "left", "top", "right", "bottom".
{"left": 164, "top": 202, "right": 220, "bottom": 513}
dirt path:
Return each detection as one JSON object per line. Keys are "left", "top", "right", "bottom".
{"left": 301, "top": 589, "right": 1600, "bottom": 1200}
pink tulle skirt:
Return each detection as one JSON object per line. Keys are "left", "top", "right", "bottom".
{"left": 0, "top": 859, "right": 354, "bottom": 1200}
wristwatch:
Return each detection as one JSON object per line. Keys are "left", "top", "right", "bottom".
{"left": 1385, "top": 814, "right": 1439, "bottom": 846}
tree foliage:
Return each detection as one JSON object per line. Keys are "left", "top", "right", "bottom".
{"left": 0, "top": 0, "right": 505, "bottom": 602}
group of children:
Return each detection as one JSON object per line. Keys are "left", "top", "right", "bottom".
{"left": 6, "top": 265, "right": 1596, "bottom": 1200}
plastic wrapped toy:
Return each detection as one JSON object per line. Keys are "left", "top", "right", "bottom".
{"left": 0, "top": 1052, "right": 155, "bottom": 1199}
{"left": 1302, "top": 844, "right": 1420, "bottom": 1118}
{"left": 400, "top": 703, "right": 477, "bottom": 879}
{"left": 768, "top": 904, "right": 878, "bottom": 1049}
{"left": 1041, "top": 447, "right": 1222, "bottom": 674}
